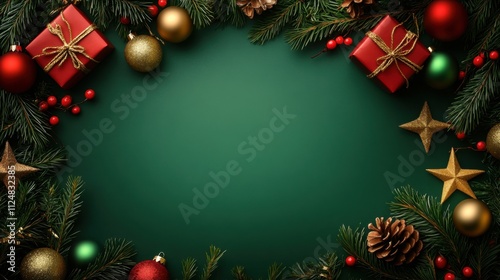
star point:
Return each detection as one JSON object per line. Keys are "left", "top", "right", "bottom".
{"left": 0, "top": 142, "right": 39, "bottom": 189}
{"left": 400, "top": 102, "right": 450, "bottom": 153}
{"left": 426, "top": 149, "right": 484, "bottom": 204}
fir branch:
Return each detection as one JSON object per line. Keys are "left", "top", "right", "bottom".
{"left": 182, "top": 257, "right": 198, "bottom": 280}
{"left": 171, "top": 0, "right": 214, "bottom": 29}
{"left": 0, "top": 0, "right": 44, "bottom": 51}
{"left": 231, "top": 266, "right": 251, "bottom": 280}
{"left": 268, "top": 262, "right": 285, "bottom": 280}
{"left": 200, "top": 245, "right": 226, "bottom": 280}
{"left": 83, "top": 0, "right": 151, "bottom": 30}
{"left": 286, "top": 252, "right": 342, "bottom": 280}
{"left": 68, "top": 238, "right": 136, "bottom": 280}
{"left": 213, "top": 0, "right": 246, "bottom": 27}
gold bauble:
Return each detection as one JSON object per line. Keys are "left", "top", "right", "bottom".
{"left": 124, "top": 34, "right": 163, "bottom": 73}
{"left": 453, "top": 199, "right": 492, "bottom": 237}
{"left": 157, "top": 6, "right": 193, "bottom": 43}
{"left": 486, "top": 124, "right": 500, "bottom": 159}
{"left": 20, "top": 247, "right": 66, "bottom": 280}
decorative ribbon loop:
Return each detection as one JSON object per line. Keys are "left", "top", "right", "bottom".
{"left": 33, "top": 11, "right": 98, "bottom": 74}
{"left": 366, "top": 22, "right": 422, "bottom": 88}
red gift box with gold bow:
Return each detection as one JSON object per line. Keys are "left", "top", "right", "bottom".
{"left": 26, "top": 5, "right": 114, "bottom": 89}
{"left": 349, "top": 15, "right": 430, "bottom": 93}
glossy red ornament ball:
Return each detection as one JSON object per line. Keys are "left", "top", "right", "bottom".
{"left": 120, "top": 16, "right": 130, "bottom": 25}
{"left": 444, "top": 272, "right": 455, "bottom": 280}
{"left": 47, "top": 96, "right": 58, "bottom": 107}
{"left": 129, "top": 260, "right": 169, "bottom": 280}
{"left": 479, "top": 52, "right": 485, "bottom": 58}
{"left": 462, "top": 266, "right": 473, "bottom": 278}
{"left": 158, "top": 0, "right": 167, "bottom": 7}
{"left": 335, "top": 36, "right": 344, "bottom": 45}
{"left": 434, "top": 255, "right": 447, "bottom": 269}
{"left": 326, "top": 40, "right": 337, "bottom": 50}
{"left": 39, "top": 101, "right": 49, "bottom": 112}
{"left": 473, "top": 56, "right": 484, "bottom": 68}
{"left": 345, "top": 256, "right": 356, "bottom": 267}
{"left": 148, "top": 5, "right": 159, "bottom": 17}
{"left": 344, "top": 37, "right": 353, "bottom": 46}
{"left": 476, "top": 141, "right": 486, "bottom": 151}
{"left": 0, "top": 50, "right": 37, "bottom": 94}
{"left": 458, "top": 70, "right": 466, "bottom": 80}
{"left": 61, "top": 95, "right": 72, "bottom": 108}
{"left": 49, "top": 116, "right": 59, "bottom": 126}
{"left": 85, "top": 89, "right": 95, "bottom": 100}
{"left": 71, "top": 105, "right": 81, "bottom": 115}
{"left": 424, "top": 0, "right": 468, "bottom": 41}
{"left": 489, "top": 50, "right": 499, "bottom": 60}
{"left": 456, "top": 132, "right": 466, "bottom": 140}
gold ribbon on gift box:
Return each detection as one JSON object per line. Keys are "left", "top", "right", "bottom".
{"left": 33, "top": 10, "right": 98, "bottom": 73}
{"left": 366, "top": 20, "right": 422, "bottom": 88}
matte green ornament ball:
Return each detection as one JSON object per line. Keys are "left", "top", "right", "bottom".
{"left": 71, "top": 240, "right": 100, "bottom": 267}
{"left": 424, "top": 51, "right": 458, "bottom": 89}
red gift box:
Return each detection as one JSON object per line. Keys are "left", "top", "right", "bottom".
{"left": 349, "top": 15, "right": 430, "bottom": 93}
{"left": 26, "top": 5, "right": 114, "bottom": 89}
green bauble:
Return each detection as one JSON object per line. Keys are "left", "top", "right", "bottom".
{"left": 71, "top": 240, "right": 100, "bottom": 268}
{"left": 424, "top": 51, "right": 458, "bottom": 89}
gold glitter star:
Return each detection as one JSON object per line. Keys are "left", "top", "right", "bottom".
{"left": 0, "top": 142, "right": 39, "bottom": 189}
{"left": 399, "top": 102, "right": 450, "bottom": 153}
{"left": 426, "top": 149, "right": 484, "bottom": 204}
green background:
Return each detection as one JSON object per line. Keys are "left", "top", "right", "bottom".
{"left": 54, "top": 25, "right": 483, "bottom": 279}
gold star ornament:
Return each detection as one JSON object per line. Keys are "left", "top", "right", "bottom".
{"left": 426, "top": 149, "right": 484, "bottom": 204}
{"left": 0, "top": 142, "right": 39, "bottom": 189}
{"left": 399, "top": 102, "right": 450, "bottom": 153}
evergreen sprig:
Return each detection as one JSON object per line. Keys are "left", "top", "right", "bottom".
{"left": 201, "top": 245, "right": 226, "bottom": 280}
{"left": 286, "top": 252, "right": 342, "bottom": 280}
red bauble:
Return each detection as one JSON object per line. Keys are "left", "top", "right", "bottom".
{"left": 489, "top": 50, "right": 499, "bottom": 60}
{"left": 458, "top": 70, "right": 466, "bottom": 80}
{"left": 85, "top": 89, "right": 95, "bottom": 100}
{"left": 129, "top": 260, "right": 169, "bottom": 280}
{"left": 158, "top": 0, "right": 168, "bottom": 7}
{"left": 326, "top": 40, "right": 337, "bottom": 50}
{"left": 424, "top": 0, "right": 468, "bottom": 41}
{"left": 473, "top": 56, "right": 484, "bottom": 68}
{"left": 49, "top": 116, "right": 59, "bottom": 126}
{"left": 456, "top": 132, "right": 466, "bottom": 140}
{"left": 61, "top": 95, "right": 72, "bottom": 108}
{"left": 148, "top": 5, "right": 159, "bottom": 17}
{"left": 120, "top": 16, "right": 131, "bottom": 25}
{"left": 39, "top": 101, "right": 49, "bottom": 112}
{"left": 444, "top": 272, "right": 455, "bottom": 280}
{"left": 345, "top": 256, "right": 356, "bottom": 267}
{"left": 47, "top": 96, "right": 58, "bottom": 107}
{"left": 344, "top": 37, "right": 353, "bottom": 46}
{"left": 71, "top": 105, "right": 81, "bottom": 115}
{"left": 0, "top": 48, "right": 37, "bottom": 94}
{"left": 434, "top": 255, "right": 447, "bottom": 269}
{"left": 476, "top": 141, "right": 486, "bottom": 151}
{"left": 335, "top": 36, "right": 344, "bottom": 45}
{"left": 462, "top": 266, "right": 473, "bottom": 278}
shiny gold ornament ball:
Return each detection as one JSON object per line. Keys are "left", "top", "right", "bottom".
{"left": 124, "top": 34, "right": 163, "bottom": 73}
{"left": 20, "top": 248, "right": 66, "bottom": 280}
{"left": 157, "top": 6, "right": 193, "bottom": 43}
{"left": 486, "top": 124, "right": 500, "bottom": 159}
{"left": 453, "top": 199, "right": 492, "bottom": 237}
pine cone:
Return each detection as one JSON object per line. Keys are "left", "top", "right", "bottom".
{"left": 237, "top": 0, "right": 277, "bottom": 19}
{"left": 367, "top": 217, "right": 423, "bottom": 265}
{"left": 341, "top": 0, "right": 375, "bottom": 18}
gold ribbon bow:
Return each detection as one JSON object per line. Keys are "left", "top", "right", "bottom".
{"left": 34, "top": 11, "right": 98, "bottom": 73}
{"left": 366, "top": 22, "right": 422, "bottom": 88}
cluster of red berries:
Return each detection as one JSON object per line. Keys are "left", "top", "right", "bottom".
{"left": 454, "top": 132, "right": 486, "bottom": 151}
{"left": 39, "top": 89, "right": 96, "bottom": 126}
{"left": 325, "top": 36, "right": 353, "bottom": 51}
{"left": 435, "top": 255, "right": 474, "bottom": 279}
{"left": 121, "top": 0, "right": 167, "bottom": 24}
{"left": 472, "top": 50, "right": 499, "bottom": 68}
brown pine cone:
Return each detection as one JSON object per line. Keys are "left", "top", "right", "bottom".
{"left": 367, "top": 217, "right": 423, "bottom": 265}
{"left": 341, "top": 0, "right": 376, "bottom": 18}
{"left": 237, "top": 0, "right": 277, "bottom": 19}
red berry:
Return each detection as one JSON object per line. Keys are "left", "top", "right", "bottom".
{"left": 61, "top": 95, "right": 72, "bottom": 108}
{"left": 148, "top": 5, "right": 159, "bottom": 17}
{"left": 120, "top": 16, "right": 130, "bottom": 25}
{"left": 444, "top": 273, "right": 455, "bottom": 280}
{"left": 71, "top": 105, "right": 81, "bottom": 115}
{"left": 479, "top": 52, "right": 485, "bottom": 58}
{"left": 47, "top": 96, "right": 57, "bottom": 107}
{"left": 489, "top": 50, "right": 499, "bottom": 60}
{"left": 335, "top": 36, "right": 344, "bottom": 45}
{"left": 158, "top": 0, "right": 167, "bottom": 7}
{"left": 345, "top": 256, "right": 356, "bottom": 267}
{"left": 462, "top": 266, "right": 473, "bottom": 278}
{"left": 458, "top": 70, "right": 466, "bottom": 80}
{"left": 49, "top": 116, "right": 59, "bottom": 126}
{"left": 434, "top": 255, "right": 447, "bottom": 269}
{"left": 85, "top": 89, "right": 95, "bottom": 100}
{"left": 476, "top": 141, "right": 486, "bottom": 151}
{"left": 473, "top": 56, "right": 484, "bottom": 68}
{"left": 456, "top": 132, "right": 466, "bottom": 140}
{"left": 344, "top": 37, "right": 353, "bottom": 46}
{"left": 39, "top": 101, "right": 49, "bottom": 112}
{"left": 326, "top": 40, "right": 337, "bottom": 50}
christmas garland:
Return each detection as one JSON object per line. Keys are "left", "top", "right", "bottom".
{"left": 1, "top": 0, "right": 500, "bottom": 279}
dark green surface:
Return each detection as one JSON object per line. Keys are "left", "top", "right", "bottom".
{"left": 55, "top": 26, "right": 483, "bottom": 279}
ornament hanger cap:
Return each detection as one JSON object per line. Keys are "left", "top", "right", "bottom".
{"left": 10, "top": 44, "right": 22, "bottom": 52}
{"left": 127, "top": 32, "right": 136, "bottom": 41}
{"left": 153, "top": 252, "right": 166, "bottom": 265}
